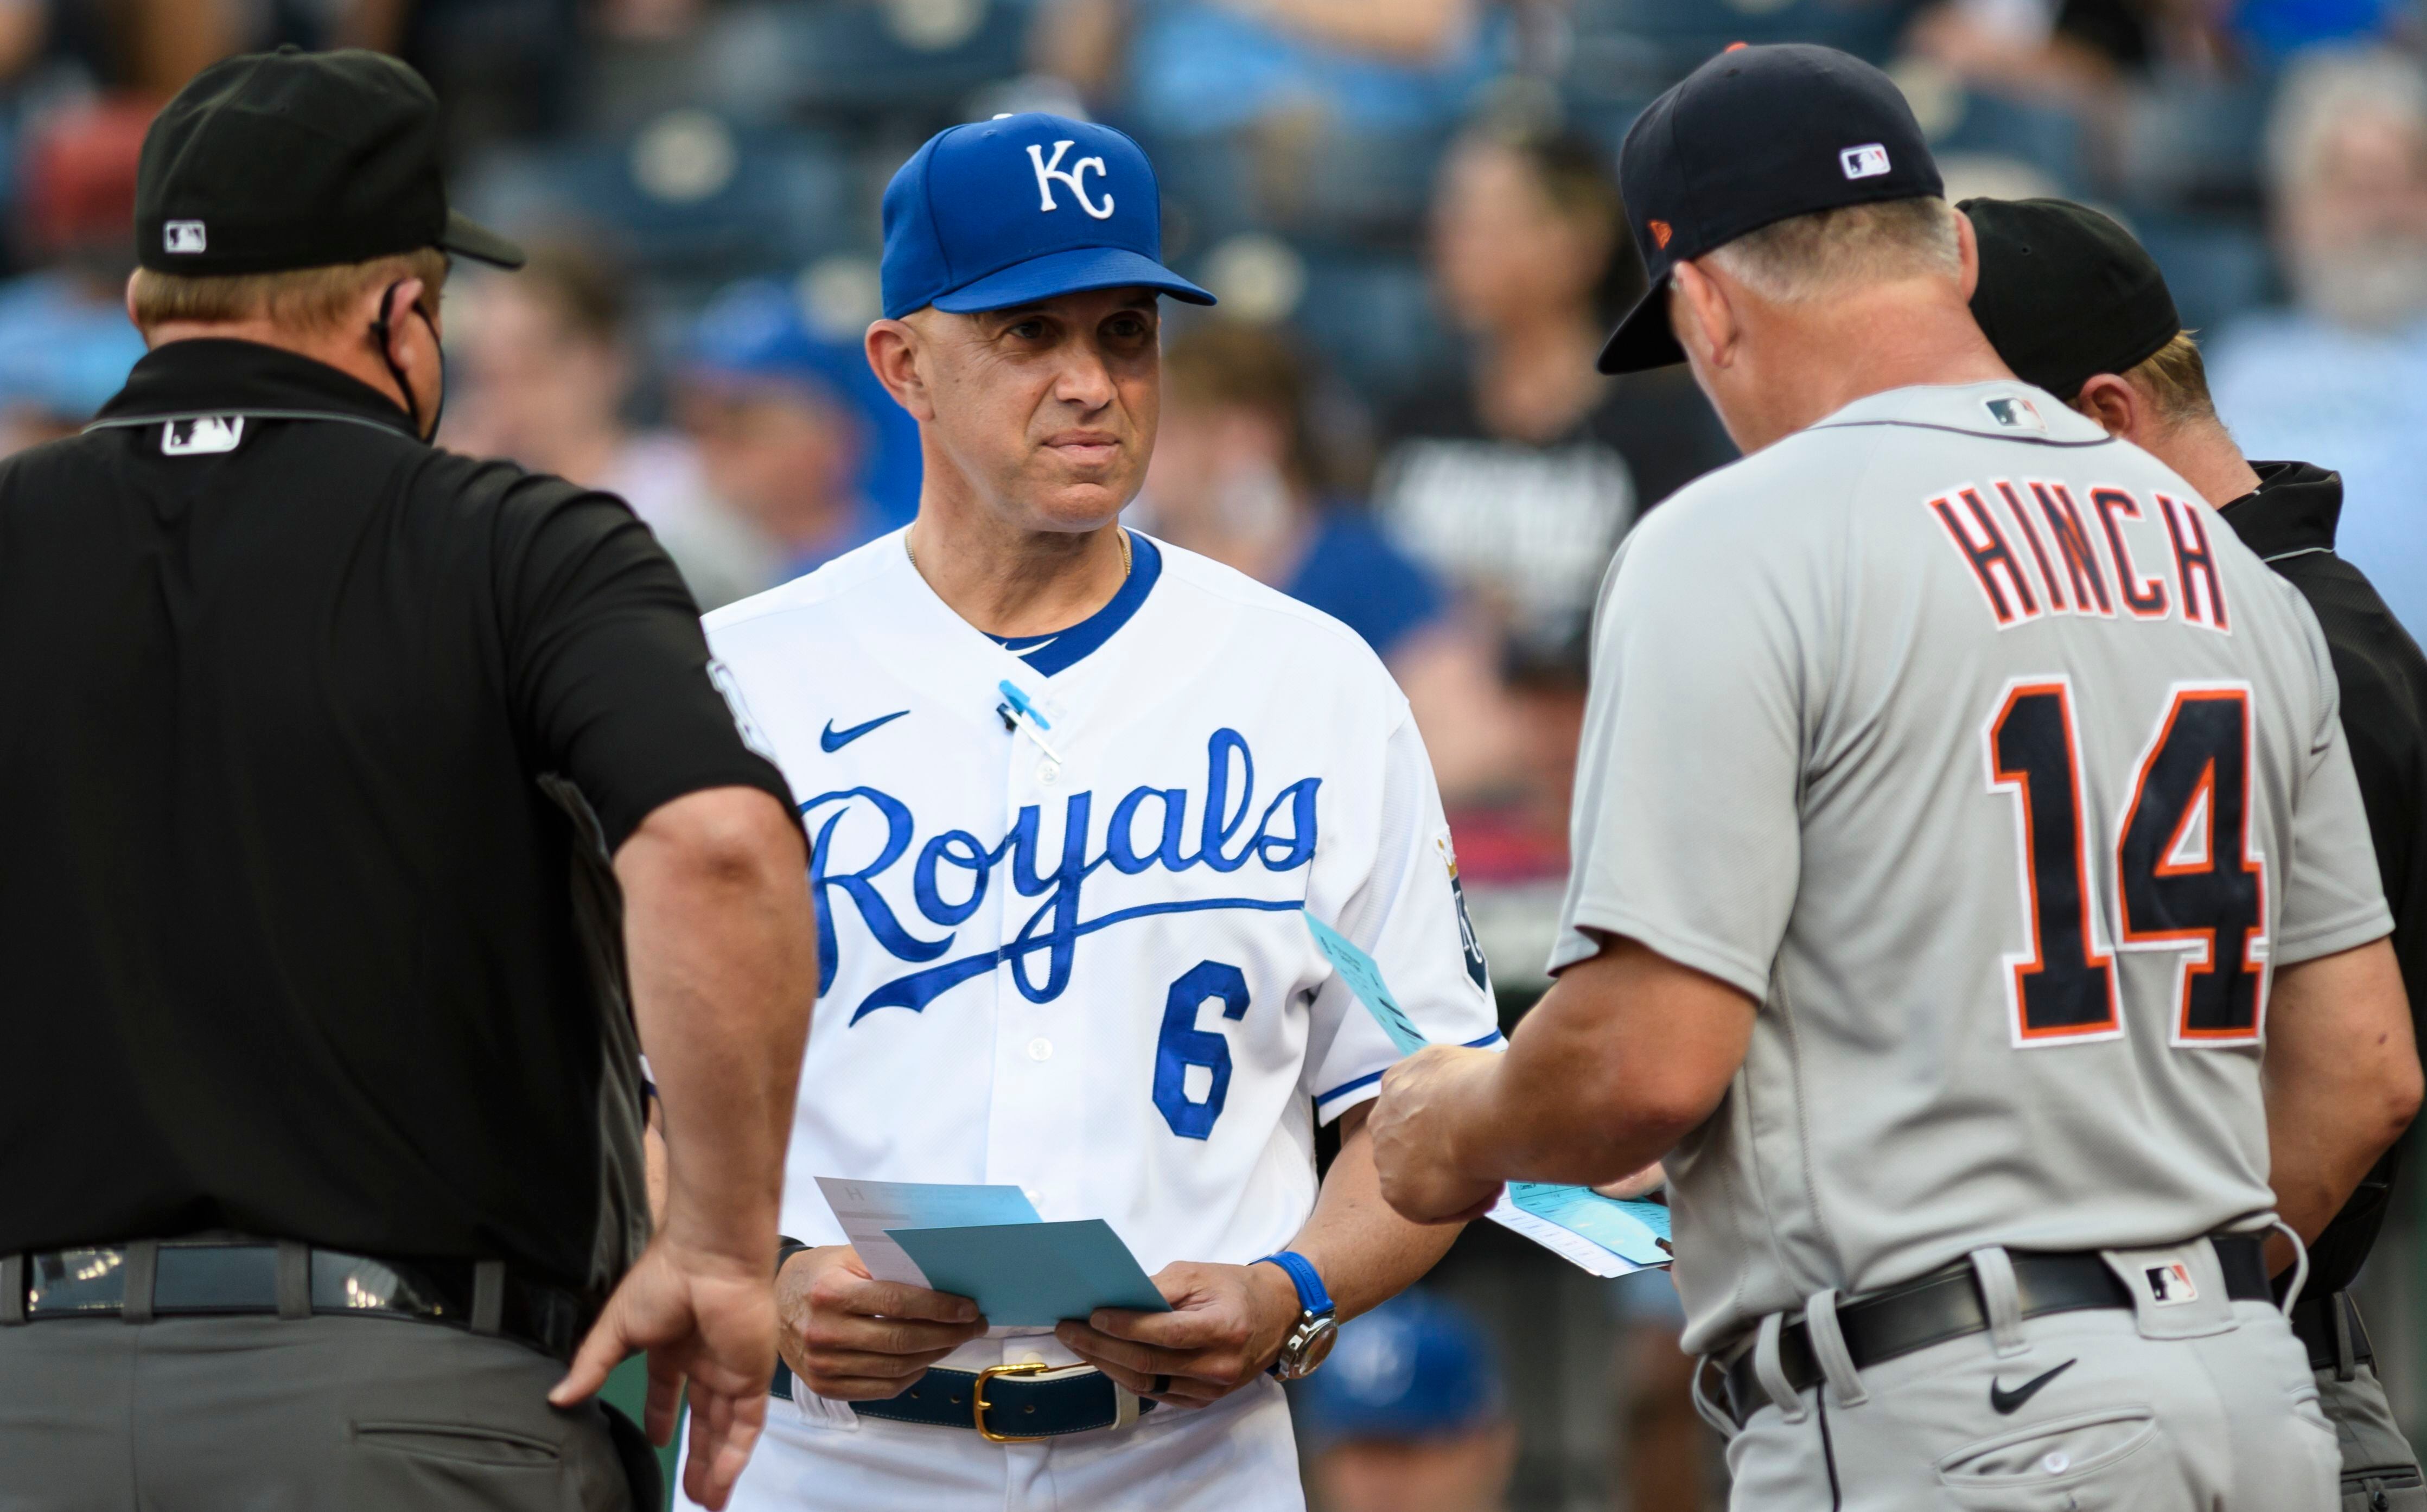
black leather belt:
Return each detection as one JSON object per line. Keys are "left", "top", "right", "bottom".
{"left": 770, "top": 1358, "right": 1156, "bottom": 1440}
{"left": 1722, "top": 1235, "right": 2272, "bottom": 1427}
{"left": 0, "top": 1241, "right": 593, "bottom": 1362}
{"left": 2290, "top": 1288, "right": 2375, "bottom": 1378}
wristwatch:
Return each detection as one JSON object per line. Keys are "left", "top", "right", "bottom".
{"left": 1254, "top": 1251, "right": 1338, "bottom": 1381}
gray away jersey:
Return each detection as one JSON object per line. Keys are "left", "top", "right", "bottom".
{"left": 1555, "top": 381, "right": 2393, "bottom": 1356}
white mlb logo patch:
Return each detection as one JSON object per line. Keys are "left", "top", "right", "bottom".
{"left": 161, "top": 416, "right": 244, "bottom": 456}
{"left": 163, "top": 220, "right": 207, "bottom": 254}
{"left": 2141, "top": 1260, "right": 2199, "bottom": 1307}
{"left": 1839, "top": 143, "right": 1891, "bottom": 180}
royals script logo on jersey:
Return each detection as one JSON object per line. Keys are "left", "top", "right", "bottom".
{"left": 804, "top": 727, "right": 1318, "bottom": 1022}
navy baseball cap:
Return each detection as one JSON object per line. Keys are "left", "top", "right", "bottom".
{"left": 1599, "top": 43, "right": 1943, "bottom": 374}
{"left": 879, "top": 112, "right": 1213, "bottom": 320}
{"left": 1299, "top": 1292, "right": 1505, "bottom": 1444}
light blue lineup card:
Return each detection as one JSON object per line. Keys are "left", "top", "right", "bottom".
{"left": 815, "top": 1177, "right": 1043, "bottom": 1288}
{"left": 889, "top": 1220, "right": 1173, "bottom": 1327}
{"left": 1302, "top": 907, "right": 1672, "bottom": 1274}
{"left": 1507, "top": 1183, "right": 1672, "bottom": 1267}
{"left": 1303, "top": 913, "right": 1429, "bottom": 1054}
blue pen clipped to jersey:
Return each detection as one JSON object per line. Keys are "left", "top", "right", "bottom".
{"left": 1300, "top": 909, "right": 1672, "bottom": 1273}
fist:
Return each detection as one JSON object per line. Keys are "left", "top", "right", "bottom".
{"left": 1370, "top": 1045, "right": 1506, "bottom": 1224}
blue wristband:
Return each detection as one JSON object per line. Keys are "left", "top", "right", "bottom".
{"left": 1252, "top": 1250, "right": 1334, "bottom": 1317}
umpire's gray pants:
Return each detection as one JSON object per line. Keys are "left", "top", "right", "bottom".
{"left": 2321, "top": 1362, "right": 2426, "bottom": 1510}
{"left": 0, "top": 1313, "right": 636, "bottom": 1511}
{"left": 1722, "top": 1256, "right": 2337, "bottom": 1509}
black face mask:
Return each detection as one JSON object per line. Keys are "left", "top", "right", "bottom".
{"left": 370, "top": 278, "right": 444, "bottom": 440}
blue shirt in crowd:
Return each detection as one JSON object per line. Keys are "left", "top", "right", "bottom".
{"left": 1280, "top": 508, "right": 1447, "bottom": 662}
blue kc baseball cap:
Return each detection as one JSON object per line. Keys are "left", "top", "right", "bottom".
{"left": 879, "top": 112, "right": 1214, "bottom": 320}
{"left": 1299, "top": 1291, "right": 1506, "bottom": 1445}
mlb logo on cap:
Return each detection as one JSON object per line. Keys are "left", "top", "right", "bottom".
{"left": 880, "top": 112, "right": 1214, "bottom": 320}
{"left": 163, "top": 220, "right": 206, "bottom": 253}
{"left": 1839, "top": 143, "right": 1891, "bottom": 180}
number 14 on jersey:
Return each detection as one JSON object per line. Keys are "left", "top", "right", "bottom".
{"left": 1986, "top": 677, "right": 2267, "bottom": 1049}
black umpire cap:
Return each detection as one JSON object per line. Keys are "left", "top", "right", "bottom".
{"left": 1599, "top": 43, "right": 1943, "bottom": 374}
{"left": 1963, "top": 196, "right": 2181, "bottom": 401}
{"left": 136, "top": 46, "right": 523, "bottom": 277}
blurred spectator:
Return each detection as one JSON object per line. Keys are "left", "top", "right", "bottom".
{"left": 2208, "top": 49, "right": 2427, "bottom": 636}
{"left": 1372, "top": 123, "right": 1735, "bottom": 676}
{"left": 1298, "top": 1290, "right": 1517, "bottom": 1512}
{"left": 674, "top": 277, "right": 894, "bottom": 602}
{"left": 442, "top": 243, "right": 767, "bottom": 607}
{"left": 1143, "top": 319, "right": 1518, "bottom": 801}
{"left": 446, "top": 244, "right": 692, "bottom": 521}
{"left": 1607, "top": 1271, "right": 1714, "bottom": 1512}
{"left": 0, "top": 98, "right": 145, "bottom": 456}
{"left": 1040, "top": 0, "right": 1505, "bottom": 133}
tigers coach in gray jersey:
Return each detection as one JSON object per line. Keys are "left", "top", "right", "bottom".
{"left": 1368, "top": 42, "right": 2419, "bottom": 1511}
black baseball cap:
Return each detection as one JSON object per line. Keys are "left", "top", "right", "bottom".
{"left": 1598, "top": 43, "right": 1944, "bottom": 374}
{"left": 136, "top": 46, "right": 523, "bottom": 276}
{"left": 1963, "top": 196, "right": 2179, "bottom": 401}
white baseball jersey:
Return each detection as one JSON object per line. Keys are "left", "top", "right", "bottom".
{"left": 696, "top": 527, "right": 1498, "bottom": 1503}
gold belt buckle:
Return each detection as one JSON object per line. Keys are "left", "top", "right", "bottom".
{"left": 973, "top": 1360, "right": 1055, "bottom": 1443}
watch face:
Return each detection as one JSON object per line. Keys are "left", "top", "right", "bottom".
{"left": 1278, "top": 1314, "right": 1339, "bottom": 1380}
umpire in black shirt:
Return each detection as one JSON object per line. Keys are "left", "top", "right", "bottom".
{"left": 1969, "top": 196, "right": 2427, "bottom": 1511}
{"left": 0, "top": 49, "right": 817, "bottom": 1512}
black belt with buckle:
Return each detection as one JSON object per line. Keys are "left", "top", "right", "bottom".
{"left": 2290, "top": 1288, "right": 2375, "bottom": 1377}
{"left": 0, "top": 1240, "right": 593, "bottom": 1362}
{"left": 771, "top": 1358, "right": 1156, "bottom": 1440}
{"left": 1721, "top": 1234, "right": 2272, "bottom": 1427}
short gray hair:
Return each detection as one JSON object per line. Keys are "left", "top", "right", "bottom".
{"left": 1706, "top": 197, "right": 1961, "bottom": 303}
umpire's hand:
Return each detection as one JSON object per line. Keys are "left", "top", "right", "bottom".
{"left": 552, "top": 1233, "right": 783, "bottom": 1510}
{"left": 778, "top": 1245, "right": 991, "bottom": 1400}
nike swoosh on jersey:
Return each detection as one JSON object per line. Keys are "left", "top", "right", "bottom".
{"left": 1988, "top": 1358, "right": 2075, "bottom": 1415}
{"left": 820, "top": 710, "right": 910, "bottom": 753}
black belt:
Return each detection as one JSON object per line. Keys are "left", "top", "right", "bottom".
{"left": 771, "top": 1358, "right": 1156, "bottom": 1440}
{"left": 0, "top": 1240, "right": 593, "bottom": 1362}
{"left": 2290, "top": 1288, "right": 2375, "bottom": 1378}
{"left": 1722, "top": 1235, "right": 2272, "bottom": 1427}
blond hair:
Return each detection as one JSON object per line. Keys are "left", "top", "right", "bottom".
{"left": 2120, "top": 330, "right": 2218, "bottom": 426}
{"left": 1708, "top": 197, "right": 1962, "bottom": 303}
{"left": 129, "top": 247, "right": 449, "bottom": 335}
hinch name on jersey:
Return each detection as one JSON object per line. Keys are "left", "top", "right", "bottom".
{"left": 1928, "top": 480, "right": 2230, "bottom": 633}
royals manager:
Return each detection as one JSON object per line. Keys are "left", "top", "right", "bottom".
{"left": 1371, "top": 43, "right": 2417, "bottom": 1510}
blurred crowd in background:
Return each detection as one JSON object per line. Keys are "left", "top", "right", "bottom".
{"left": 14, "top": 0, "right": 2427, "bottom": 1507}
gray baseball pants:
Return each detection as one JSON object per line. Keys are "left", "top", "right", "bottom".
{"left": 2320, "top": 1361, "right": 2425, "bottom": 1510}
{"left": 1719, "top": 1246, "right": 2339, "bottom": 1510}
{"left": 0, "top": 1312, "right": 638, "bottom": 1510}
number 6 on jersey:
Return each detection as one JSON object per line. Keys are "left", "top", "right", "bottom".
{"left": 1987, "top": 677, "right": 2268, "bottom": 1049}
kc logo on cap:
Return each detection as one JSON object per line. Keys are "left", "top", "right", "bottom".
{"left": 1839, "top": 144, "right": 1891, "bottom": 180}
{"left": 877, "top": 111, "right": 1213, "bottom": 320}
{"left": 1028, "top": 141, "right": 1114, "bottom": 220}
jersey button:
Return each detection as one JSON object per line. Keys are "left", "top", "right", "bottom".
{"left": 1037, "top": 760, "right": 1060, "bottom": 784}
{"left": 1027, "top": 1036, "right": 1053, "bottom": 1062}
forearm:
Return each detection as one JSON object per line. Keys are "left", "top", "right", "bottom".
{"left": 2262, "top": 938, "right": 2422, "bottom": 1244}
{"left": 620, "top": 788, "right": 818, "bottom": 1262}
{"left": 1284, "top": 1107, "right": 1462, "bottom": 1321}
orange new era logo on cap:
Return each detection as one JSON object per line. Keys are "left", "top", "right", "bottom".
{"left": 1649, "top": 219, "right": 1673, "bottom": 249}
